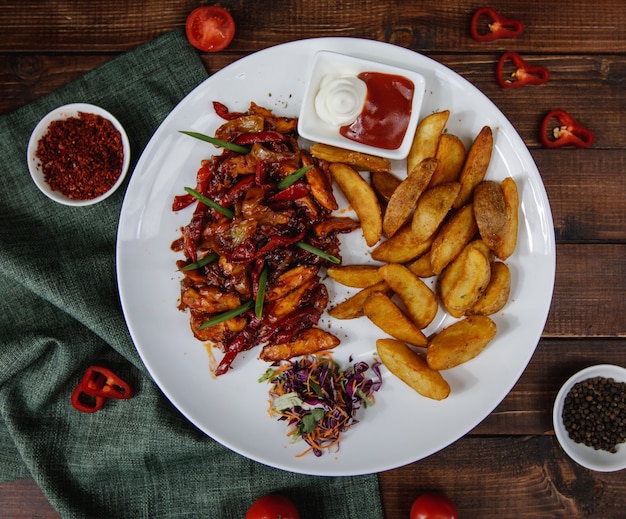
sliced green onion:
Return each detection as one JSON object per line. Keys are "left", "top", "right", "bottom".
{"left": 179, "top": 252, "right": 219, "bottom": 271}
{"left": 184, "top": 187, "right": 234, "bottom": 219}
{"left": 196, "top": 301, "right": 253, "bottom": 330}
{"left": 296, "top": 241, "right": 341, "bottom": 264}
{"left": 255, "top": 267, "right": 268, "bottom": 319}
{"left": 277, "top": 165, "right": 313, "bottom": 190}
{"left": 179, "top": 130, "right": 250, "bottom": 154}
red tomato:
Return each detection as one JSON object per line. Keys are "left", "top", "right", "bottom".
{"left": 410, "top": 493, "right": 458, "bottom": 519}
{"left": 185, "top": 6, "right": 235, "bottom": 52}
{"left": 245, "top": 493, "right": 300, "bottom": 519}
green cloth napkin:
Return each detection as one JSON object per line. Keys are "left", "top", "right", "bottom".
{"left": 0, "top": 29, "right": 384, "bottom": 518}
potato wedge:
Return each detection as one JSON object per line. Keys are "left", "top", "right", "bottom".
{"left": 326, "top": 264, "right": 383, "bottom": 288}
{"left": 310, "top": 142, "right": 391, "bottom": 173}
{"left": 429, "top": 133, "right": 466, "bottom": 188}
{"left": 473, "top": 180, "right": 507, "bottom": 252}
{"left": 438, "top": 240, "right": 491, "bottom": 318}
{"left": 371, "top": 225, "right": 433, "bottom": 264}
{"left": 453, "top": 125, "right": 493, "bottom": 208}
{"left": 383, "top": 157, "right": 437, "bottom": 238}
{"left": 426, "top": 315, "right": 497, "bottom": 370}
{"left": 379, "top": 263, "right": 438, "bottom": 329}
{"left": 429, "top": 203, "right": 478, "bottom": 275}
{"left": 329, "top": 163, "right": 382, "bottom": 247}
{"left": 377, "top": 338, "right": 450, "bottom": 400}
{"left": 410, "top": 181, "right": 460, "bottom": 243}
{"left": 407, "top": 252, "right": 435, "bottom": 278}
{"left": 468, "top": 261, "right": 511, "bottom": 315}
{"left": 494, "top": 177, "right": 519, "bottom": 260}
{"left": 260, "top": 328, "right": 340, "bottom": 361}
{"left": 364, "top": 292, "right": 428, "bottom": 346}
{"left": 407, "top": 110, "right": 450, "bottom": 174}
{"left": 371, "top": 170, "right": 402, "bottom": 204}
{"left": 328, "top": 281, "right": 391, "bottom": 320}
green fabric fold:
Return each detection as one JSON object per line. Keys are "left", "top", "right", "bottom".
{"left": 0, "top": 29, "right": 383, "bottom": 518}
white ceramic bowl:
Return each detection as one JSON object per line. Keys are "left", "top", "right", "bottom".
{"left": 27, "top": 103, "right": 131, "bottom": 206}
{"left": 553, "top": 364, "right": 626, "bottom": 472}
{"left": 298, "top": 50, "right": 425, "bottom": 160}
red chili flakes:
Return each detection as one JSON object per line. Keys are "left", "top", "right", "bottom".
{"left": 35, "top": 112, "right": 124, "bottom": 200}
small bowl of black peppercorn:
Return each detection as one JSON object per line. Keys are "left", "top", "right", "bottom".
{"left": 553, "top": 364, "right": 626, "bottom": 472}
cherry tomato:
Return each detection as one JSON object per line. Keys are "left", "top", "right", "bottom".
{"left": 410, "top": 492, "right": 458, "bottom": 519}
{"left": 185, "top": 6, "right": 235, "bottom": 53}
{"left": 245, "top": 493, "right": 300, "bottom": 519}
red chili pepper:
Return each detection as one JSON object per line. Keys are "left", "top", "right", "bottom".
{"left": 540, "top": 109, "right": 594, "bottom": 149}
{"left": 471, "top": 6, "right": 524, "bottom": 41}
{"left": 71, "top": 365, "right": 134, "bottom": 413}
{"left": 268, "top": 181, "right": 310, "bottom": 202}
{"left": 213, "top": 101, "right": 245, "bottom": 120}
{"left": 496, "top": 51, "right": 550, "bottom": 88}
{"left": 234, "top": 131, "right": 287, "bottom": 145}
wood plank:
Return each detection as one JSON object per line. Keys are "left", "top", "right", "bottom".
{"left": 0, "top": 0, "right": 625, "bottom": 53}
{"left": 378, "top": 435, "right": 626, "bottom": 518}
{"left": 0, "top": 478, "right": 59, "bottom": 518}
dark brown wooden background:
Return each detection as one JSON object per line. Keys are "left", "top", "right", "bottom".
{"left": 1, "top": 1, "right": 625, "bottom": 517}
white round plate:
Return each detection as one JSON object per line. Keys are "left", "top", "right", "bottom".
{"left": 116, "top": 38, "right": 556, "bottom": 476}
{"left": 553, "top": 364, "right": 626, "bottom": 472}
{"left": 27, "top": 103, "right": 131, "bottom": 206}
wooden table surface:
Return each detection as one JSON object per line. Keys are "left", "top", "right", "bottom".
{"left": 1, "top": 1, "right": 625, "bottom": 517}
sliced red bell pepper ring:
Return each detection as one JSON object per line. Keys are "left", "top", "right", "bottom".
{"left": 471, "top": 6, "right": 524, "bottom": 42}
{"left": 496, "top": 51, "right": 550, "bottom": 88}
{"left": 79, "top": 365, "right": 134, "bottom": 400}
{"left": 540, "top": 109, "right": 594, "bottom": 149}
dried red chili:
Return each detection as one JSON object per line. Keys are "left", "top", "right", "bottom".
{"left": 496, "top": 51, "right": 550, "bottom": 88}
{"left": 471, "top": 6, "right": 524, "bottom": 42}
{"left": 540, "top": 109, "right": 594, "bottom": 149}
{"left": 35, "top": 112, "right": 124, "bottom": 200}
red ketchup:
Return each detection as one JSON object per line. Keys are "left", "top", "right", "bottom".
{"left": 339, "top": 72, "right": 414, "bottom": 150}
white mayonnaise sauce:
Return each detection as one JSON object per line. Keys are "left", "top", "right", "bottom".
{"left": 314, "top": 75, "right": 367, "bottom": 126}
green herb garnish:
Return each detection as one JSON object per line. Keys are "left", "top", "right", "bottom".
{"left": 184, "top": 187, "right": 234, "bottom": 218}
{"left": 196, "top": 301, "right": 253, "bottom": 330}
{"left": 296, "top": 242, "right": 341, "bottom": 264}
{"left": 179, "top": 252, "right": 219, "bottom": 271}
{"left": 255, "top": 267, "right": 268, "bottom": 319}
{"left": 179, "top": 130, "right": 250, "bottom": 154}
{"left": 277, "top": 165, "right": 313, "bottom": 190}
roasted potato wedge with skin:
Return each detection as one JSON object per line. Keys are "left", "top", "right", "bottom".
{"left": 426, "top": 315, "right": 497, "bottom": 370}
{"left": 371, "top": 225, "right": 433, "bottom": 263}
{"left": 364, "top": 292, "right": 428, "bottom": 346}
{"left": 329, "top": 163, "right": 382, "bottom": 247}
{"left": 407, "top": 252, "right": 435, "bottom": 278}
{"left": 377, "top": 339, "right": 450, "bottom": 400}
{"left": 468, "top": 261, "right": 511, "bottom": 315}
{"left": 438, "top": 240, "right": 491, "bottom": 318}
{"left": 379, "top": 263, "right": 438, "bottom": 329}
{"left": 260, "top": 328, "right": 340, "bottom": 361}
{"left": 429, "top": 203, "right": 478, "bottom": 275}
{"left": 494, "top": 177, "right": 519, "bottom": 260}
{"left": 453, "top": 125, "right": 493, "bottom": 209}
{"left": 310, "top": 142, "right": 391, "bottom": 173}
{"left": 411, "top": 181, "right": 461, "bottom": 243}
{"left": 473, "top": 180, "right": 507, "bottom": 252}
{"left": 328, "top": 281, "right": 391, "bottom": 320}
{"left": 429, "top": 133, "right": 466, "bottom": 188}
{"left": 407, "top": 110, "right": 450, "bottom": 174}
{"left": 371, "top": 170, "right": 402, "bottom": 204}
{"left": 382, "top": 157, "right": 437, "bottom": 238}
{"left": 326, "top": 264, "right": 383, "bottom": 288}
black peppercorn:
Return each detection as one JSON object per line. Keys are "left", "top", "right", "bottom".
{"left": 562, "top": 376, "right": 626, "bottom": 453}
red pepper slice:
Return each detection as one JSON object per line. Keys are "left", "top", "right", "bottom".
{"left": 540, "top": 109, "right": 594, "bottom": 149}
{"left": 71, "top": 384, "right": 106, "bottom": 413}
{"left": 268, "top": 180, "right": 310, "bottom": 202}
{"left": 496, "top": 51, "right": 550, "bottom": 88}
{"left": 213, "top": 101, "right": 245, "bottom": 120}
{"left": 80, "top": 365, "right": 134, "bottom": 400}
{"left": 471, "top": 7, "right": 524, "bottom": 42}
{"left": 234, "top": 131, "right": 287, "bottom": 145}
